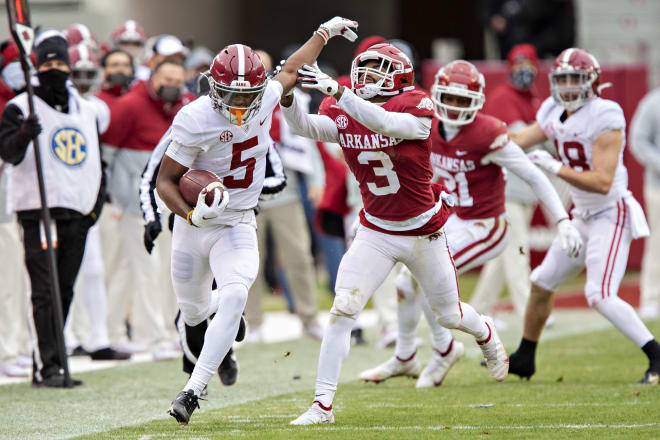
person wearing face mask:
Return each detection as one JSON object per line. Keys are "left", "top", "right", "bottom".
{"left": 101, "top": 59, "right": 194, "bottom": 361}
{"left": 0, "top": 31, "right": 106, "bottom": 387}
{"left": 96, "top": 49, "right": 135, "bottom": 107}
{"left": 469, "top": 44, "right": 570, "bottom": 326}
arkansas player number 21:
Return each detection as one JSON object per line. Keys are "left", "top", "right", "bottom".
{"left": 358, "top": 151, "right": 401, "bottom": 196}
{"left": 435, "top": 169, "right": 474, "bottom": 207}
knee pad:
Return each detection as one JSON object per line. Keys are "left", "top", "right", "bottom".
{"left": 333, "top": 287, "right": 363, "bottom": 318}
{"left": 178, "top": 302, "right": 208, "bottom": 327}
{"left": 220, "top": 283, "right": 249, "bottom": 314}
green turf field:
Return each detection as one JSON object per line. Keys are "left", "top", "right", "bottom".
{"left": 2, "top": 313, "right": 658, "bottom": 439}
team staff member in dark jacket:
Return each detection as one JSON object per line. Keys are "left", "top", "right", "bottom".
{"left": 0, "top": 31, "right": 105, "bottom": 387}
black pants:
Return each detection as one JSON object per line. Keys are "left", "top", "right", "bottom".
{"left": 21, "top": 216, "right": 90, "bottom": 382}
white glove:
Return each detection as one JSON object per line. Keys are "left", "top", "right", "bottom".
{"left": 298, "top": 64, "right": 339, "bottom": 95}
{"left": 557, "top": 218, "right": 582, "bottom": 258}
{"left": 527, "top": 150, "right": 563, "bottom": 175}
{"left": 316, "top": 17, "right": 359, "bottom": 44}
{"left": 440, "top": 191, "right": 455, "bottom": 207}
{"left": 188, "top": 184, "right": 230, "bottom": 228}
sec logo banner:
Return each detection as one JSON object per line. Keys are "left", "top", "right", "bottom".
{"left": 335, "top": 115, "right": 348, "bottom": 130}
{"left": 51, "top": 127, "right": 87, "bottom": 166}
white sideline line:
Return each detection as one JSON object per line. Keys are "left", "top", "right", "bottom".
{"left": 365, "top": 401, "right": 654, "bottom": 409}
{"left": 267, "top": 423, "right": 660, "bottom": 432}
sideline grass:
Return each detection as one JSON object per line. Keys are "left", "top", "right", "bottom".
{"left": 73, "top": 319, "right": 660, "bottom": 439}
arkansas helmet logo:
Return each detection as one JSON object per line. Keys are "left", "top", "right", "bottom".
{"left": 417, "top": 97, "right": 433, "bottom": 111}
{"left": 219, "top": 130, "right": 233, "bottom": 143}
{"left": 335, "top": 115, "right": 348, "bottom": 130}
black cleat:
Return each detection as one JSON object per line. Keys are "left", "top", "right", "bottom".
{"left": 90, "top": 347, "right": 131, "bottom": 361}
{"left": 508, "top": 349, "right": 535, "bottom": 380}
{"left": 351, "top": 328, "right": 367, "bottom": 346}
{"left": 218, "top": 348, "right": 238, "bottom": 386}
{"left": 70, "top": 345, "right": 89, "bottom": 357}
{"left": 236, "top": 314, "right": 246, "bottom": 342}
{"left": 168, "top": 389, "right": 200, "bottom": 425}
{"left": 637, "top": 369, "right": 659, "bottom": 385}
{"left": 32, "top": 374, "right": 83, "bottom": 388}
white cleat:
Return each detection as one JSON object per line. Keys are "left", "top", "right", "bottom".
{"left": 416, "top": 340, "right": 465, "bottom": 388}
{"left": 478, "top": 315, "right": 509, "bottom": 381}
{"left": 359, "top": 353, "right": 422, "bottom": 383}
{"left": 290, "top": 402, "right": 335, "bottom": 425}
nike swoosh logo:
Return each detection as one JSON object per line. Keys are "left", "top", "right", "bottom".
{"left": 259, "top": 117, "right": 268, "bottom": 125}
{"left": 456, "top": 150, "right": 468, "bottom": 156}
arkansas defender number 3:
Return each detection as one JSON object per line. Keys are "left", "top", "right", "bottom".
{"left": 358, "top": 151, "right": 401, "bottom": 196}
{"left": 224, "top": 136, "right": 258, "bottom": 189}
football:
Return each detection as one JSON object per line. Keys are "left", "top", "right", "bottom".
{"left": 179, "top": 169, "right": 224, "bottom": 206}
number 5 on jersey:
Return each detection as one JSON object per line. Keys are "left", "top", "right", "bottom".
{"left": 358, "top": 151, "right": 401, "bottom": 196}
{"left": 224, "top": 137, "right": 258, "bottom": 189}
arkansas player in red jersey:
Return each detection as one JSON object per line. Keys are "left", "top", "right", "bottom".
{"left": 280, "top": 44, "right": 509, "bottom": 425}
{"left": 359, "top": 60, "right": 582, "bottom": 388}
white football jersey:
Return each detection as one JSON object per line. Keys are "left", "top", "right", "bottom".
{"left": 536, "top": 96, "right": 628, "bottom": 214}
{"left": 166, "top": 80, "right": 284, "bottom": 213}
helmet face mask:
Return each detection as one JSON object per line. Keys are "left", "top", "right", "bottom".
{"left": 431, "top": 61, "right": 485, "bottom": 127}
{"left": 208, "top": 44, "right": 267, "bottom": 126}
{"left": 350, "top": 43, "right": 414, "bottom": 99}
{"left": 550, "top": 48, "right": 601, "bottom": 113}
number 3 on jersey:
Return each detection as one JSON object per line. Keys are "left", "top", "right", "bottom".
{"left": 224, "top": 137, "right": 258, "bottom": 189}
{"left": 358, "top": 151, "right": 401, "bottom": 196}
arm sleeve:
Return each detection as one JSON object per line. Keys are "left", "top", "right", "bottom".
{"left": 261, "top": 140, "right": 287, "bottom": 196}
{"left": 140, "top": 127, "right": 172, "bottom": 223}
{"left": 0, "top": 104, "right": 29, "bottom": 166}
{"left": 280, "top": 95, "right": 340, "bottom": 143}
{"left": 630, "top": 94, "right": 660, "bottom": 173}
{"left": 485, "top": 140, "right": 569, "bottom": 223}
{"left": 337, "top": 88, "right": 431, "bottom": 140}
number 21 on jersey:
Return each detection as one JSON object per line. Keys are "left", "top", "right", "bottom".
{"left": 434, "top": 169, "right": 473, "bottom": 207}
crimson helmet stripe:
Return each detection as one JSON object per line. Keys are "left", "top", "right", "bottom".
{"left": 78, "top": 43, "right": 89, "bottom": 61}
{"left": 235, "top": 44, "right": 246, "bottom": 77}
{"left": 561, "top": 48, "right": 575, "bottom": 65}
{"left": 126, "top": 20, "right": 136, "bottom": 33}
{"left": 75, "top": 24, "right": 91, "bottom": 42}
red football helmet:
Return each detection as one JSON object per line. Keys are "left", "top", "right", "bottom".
{"left": 111, "top": 20, "right": 147, "bottom": 46}
{"left": 207, "top": 44, "right": 267, "bottom": 126}
{"left": 550, "top": 48, "right": 601, "bottom": 112}
{"left": 68, "top": 43, "right": 100, "bottom": 94}
{"left": 63, "top": 24, "right": 99, "bottom": 52}
{"left": 350, "top": 43, "right": 414, "bottom": 99}
{"left": 431, "top": 60, "right": 485, "bottom": 126}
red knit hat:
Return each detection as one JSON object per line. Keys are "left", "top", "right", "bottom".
{"left": 507, "top": 44, "right": 539, "bottom": 68}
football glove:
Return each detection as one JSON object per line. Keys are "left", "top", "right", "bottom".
{"left": 188, "top": 185, "right": 230, "bottom": 228}
{"left": 143, "top": 219, "right": 162, "bottom": 254}
{"left": 298, "top": 64, "right": 339, "bottom": 96}
{"left": 527, "top": 150, "right": 563, "bottom": 175}
{"left": 316, "top": 17, "right": 359, "bottom": 44}
{"left": 557, "top": 218, "right": 582, "bottom": 258}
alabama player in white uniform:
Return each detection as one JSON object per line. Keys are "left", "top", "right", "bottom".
{"left": 155, "top": 17, "right": 359, "bottom": 424}
{"left": 508, "top": 48, "right": 660, "bottom": 385}
{"left": 281, "top": 44, "right": 509, "bottom": 426}
{"left": 359, "top": 61, "right": 581, "bottom": 388}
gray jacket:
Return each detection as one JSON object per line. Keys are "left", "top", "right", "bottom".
{"left": 631, "top": 88, "right": 660, "bottom": 188}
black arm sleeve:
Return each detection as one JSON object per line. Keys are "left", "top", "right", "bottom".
{"left": 0, "top": 104, "right": 29, "bottom": 165}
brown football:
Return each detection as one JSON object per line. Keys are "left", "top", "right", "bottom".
{"left": 179, "top": 170, "right": 224, "bottom": 206}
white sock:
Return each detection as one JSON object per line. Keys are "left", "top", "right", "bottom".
{"left": 419, "top": 296, "right": 453, "bottom": 354}
{"left": 81, "top": 272, "right": 110, "bottom": 351}
{"left": 314, "top": 314, "right": 354, "bottom": 408}
{"left": 457, "top": 302, "right": 490, "bottom": 341}
{"left": 593, "top": 296, "right": 654, "bottom": 347}
{"left": 394, "top": 288, "right": 421, "bottom": 360}
{"left": 184, "top": 283, "right": 247, "bottom": 395}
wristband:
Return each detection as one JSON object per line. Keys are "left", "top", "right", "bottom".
{"left": 186, "top": 209, "right": 196, "bottom": 226}
{"left": 315, "top": 28, "right": 329, "bottom": 45}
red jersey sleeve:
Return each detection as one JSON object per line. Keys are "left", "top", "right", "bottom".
{"left": 385, "top": 90, "right": 434, "bottom": 119}
{"left": 480, "top": 114, "right": 509, "bottom": 153}
{"left": 270, "top": 104, "right": 282, "bottom": 143}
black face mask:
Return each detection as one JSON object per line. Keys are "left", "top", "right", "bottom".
{"left": 510, "top": 66, "right": 536, "bottom": 90}
{"left": 157, "top": 85, "right": 181, "bottom": 103}
{"left": 106, "top": 73, "right": 133, "bottom": 90}
{"left": 36, "top": 68, "right": 70, "bottom": 112}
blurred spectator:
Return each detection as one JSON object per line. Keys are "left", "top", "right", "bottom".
{"left": 101, "top": 59, "right": 193, "bottom": 359}
{"left": 110, "top": 19, "right": 147, "bottom": 61}
{"left": 96, "top": 49, "right": 135, "bottom": 106}
{"left": 631, "top": 88, "right": 660, "bottom": 320}
{"left": 183, "top": 46, "right": 214, "bottom": 94}
{"left": 68, "top": 43, "right": 101, "bottom": 96}
{"left": 480, "top": 0, "right": 575, "bottom": 59}
{"left": 135, "top": 34, "right": 187, "bottom": 81}
{"left": 0, "top": 161, "right": 31, "bottom": 377}
{"left": 244, "top": 50, "right": 323, "bottom": 342}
